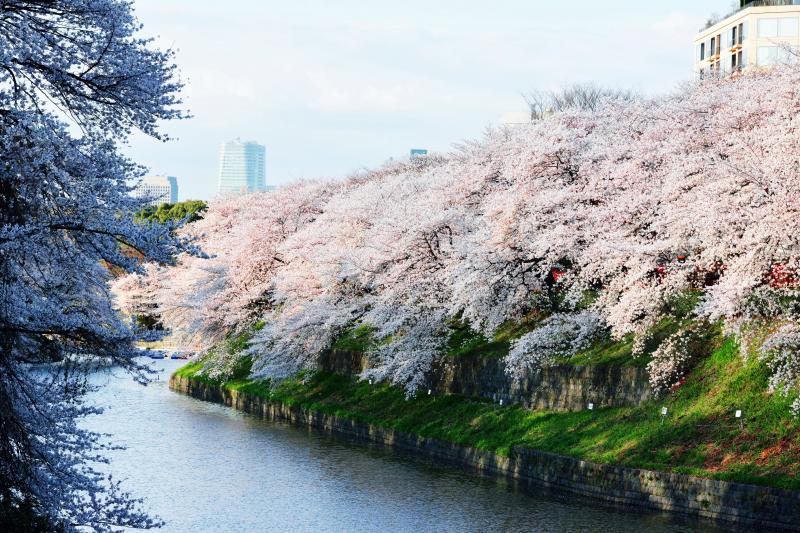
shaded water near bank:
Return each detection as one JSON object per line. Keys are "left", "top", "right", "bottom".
{"left": 83, "top": 359, "right": 716, "bottom": 532}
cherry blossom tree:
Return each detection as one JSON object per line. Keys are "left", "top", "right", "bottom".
{"left": 1, "top": 1, "right": 186, "bottom": 529}
{"left": 760, "top": 324, "right": 800, "bottom": 415}
{"left": 130, "top": 63, "right": 800, "bottom": 408}
{"left": 505, "top": 311, "right": 606, "bottom": 382}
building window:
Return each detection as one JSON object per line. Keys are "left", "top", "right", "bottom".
{"left": 759, "top": 18, "right": 779, "bottom": 37}
{"left": 779, "top": 17, "right": 799, "bottom": 37}
{"left": 757, "top": 46, "right": 794, "bottom": 66}
{"left": 700, "top": 42, "right": 705, "bottom": 60}
{"left": 758, "top": 17, "right": 800, "bottom": 38}
{"left": 730, "top": 50, "right": 745, "bottom": 72}
{"left": 757, "top": 46, "right": 779, "bottom": 65}
{"left": 729, "top": 22, "right": 746, "bottom": 47}
{"left": 710, "top": 36, "right": 716, "bottom": 56}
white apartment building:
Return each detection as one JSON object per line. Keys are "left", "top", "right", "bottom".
{"left": 133, "top": 175, "right": 178, "bottom": 206}
{"left": 694, "top": 0, "right": 800, "bottom": 77}
{"left": 217, "top": 139, "right": 267, "bottom": 195}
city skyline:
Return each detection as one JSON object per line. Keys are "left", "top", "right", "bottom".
{"left": 126, "top": 1, "right": 735, "bottom": 201}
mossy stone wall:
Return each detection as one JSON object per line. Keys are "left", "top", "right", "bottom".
{"left": 320, "top": 348, "right": 652, "bottom": 411}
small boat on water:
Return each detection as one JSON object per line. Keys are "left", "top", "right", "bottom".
{"left": 170, "top": 351, "right": 189, "bottom": 360}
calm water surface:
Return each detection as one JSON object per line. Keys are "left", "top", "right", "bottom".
{"left": 83, "top": 359, "right": 716, "bottom": 533}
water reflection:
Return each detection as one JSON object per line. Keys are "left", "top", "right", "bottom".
{"left": 82, "top": 359, "right": 715, "bottom": 532}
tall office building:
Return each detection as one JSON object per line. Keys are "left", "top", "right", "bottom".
{"left": 133, "top": 175, "right": 178, "bottom": 206}
{"left": 694, "top": 0, "right": 800, "bottom": 78}
{"left": 217, "top": 139, "right": 267, "bottom": 195}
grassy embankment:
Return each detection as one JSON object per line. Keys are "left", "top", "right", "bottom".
{"left": 174, "top": 300, "right": 800, "bottom": 489}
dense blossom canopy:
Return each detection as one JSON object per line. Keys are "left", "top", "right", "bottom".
{"left": 120, "top": 64, "right": 800, "bottom": 403}
{"left": 1, "top": 0, "right": 186, "bottom": 529}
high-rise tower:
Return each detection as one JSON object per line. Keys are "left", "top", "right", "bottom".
{"left": 217, "top": 139, "right": 266, "bottom": 195}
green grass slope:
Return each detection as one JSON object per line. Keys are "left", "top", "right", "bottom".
{"left": 174, "top": 330, "right": 800, "bottom": 489}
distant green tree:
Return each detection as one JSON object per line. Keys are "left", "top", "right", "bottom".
{"left": 136, "top": 199, "right": 208, "bottom": 224}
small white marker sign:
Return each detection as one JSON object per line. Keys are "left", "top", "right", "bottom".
{"left": 735, "top": 410, "right": 742, "bottom": 418}
{"left": 427, "top": 389, "right": 432, "bottom": 396}
{"left": 588, "top": 402, "right": 594, "bottom": 411}
{"left": 499, "top": 399, "right": 503, "bottom": 406}
{"left": 661, "top": 407, "right": 668, "bottom": 416}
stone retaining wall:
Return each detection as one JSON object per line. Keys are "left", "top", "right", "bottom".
{"left": 319, "top": 348, "right": 653, "bottom": 411}
{"left": 171, "top": 374, "right": 800, "bottom": 531}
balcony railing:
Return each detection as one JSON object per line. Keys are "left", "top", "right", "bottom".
{"left": 741, "top": 0, "right": 800, "bottom": 8}
{"left": 701, "top": 0, "right": 800, "bottom": 31}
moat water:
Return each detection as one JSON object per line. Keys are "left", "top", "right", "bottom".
{"left": 84, "top": 359, "right": 716, "bottom": 532}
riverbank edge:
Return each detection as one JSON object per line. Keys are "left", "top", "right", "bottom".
{"left": 169, "top": 373, "right": 800, "bottom": 531}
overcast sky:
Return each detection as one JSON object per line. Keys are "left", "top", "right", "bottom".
{"left": 127, "top": 0, "right": 735, "bottom": 201}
